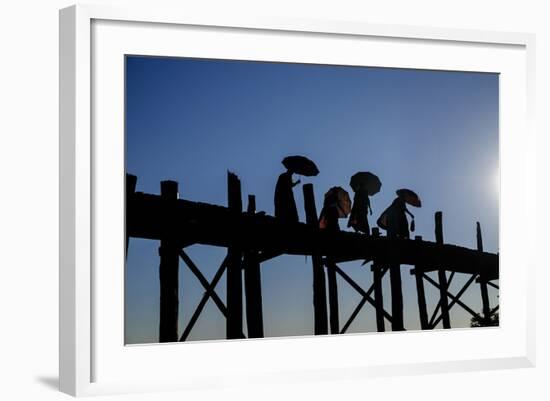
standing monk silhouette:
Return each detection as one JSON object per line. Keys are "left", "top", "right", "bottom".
{"left": 274, "top": 169, "right": 300, "bottom": 223}
{"left": 275, "top": 156, "right": 319, "bottom": 223}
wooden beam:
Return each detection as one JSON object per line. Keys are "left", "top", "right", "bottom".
{"left": 127, "top": 192, "right": 499, "bottom": 279}
{"left": 435, "top": 211, "right": 451, "bottom": 329}
{"left": 226, "top": 172, "right": 244, "bottom": 339}
{"left": 179, "top": 250, "right": 228, "bottom": 316}
{"left": 430, "top": 273, "right": 478, "bottom": 328}
{"left": 326, "top": 262, "right": 340, "bottom": 335}
{"left": 340, "top": 297, "right": 368, "bottom": 334}
{"left": 303, "top": 184, "right": 328, "bottom": 335}
{"left": 372, "top": 263, "right": 385, "bottom": 332}
{"left": 244, "top": 195, "right": 264, "bottom": 338}
{"left": 386, "top": 225, "right": 404, "bottom": 331}
{"left": 328, "top": 262, "right": 392, "bottom": 322}
{"left": 477, "top": 222, "right": 492, "bottom": 325}
{"left": 179, "top": 256, "right": 231, "bottom": 341}
{"left": 125, "top": 173, "right": 137, "bottom": 259}
{"left": 422, "top": 273, "right": 481, "bottom": 319}
{"left": 412, "top": 236, "right": 429, "bottom": 330}
{"left": 487, "top": 281, "right": 499, "bottom": 290}
{"left": 158, "top": 180, "right": 179, "bottom": 342}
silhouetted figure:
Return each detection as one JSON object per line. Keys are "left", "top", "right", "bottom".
{"left": 319, "top": 187, "right": 351, "bottom": 232}
{"left": 377, "top": 197, "right": 416, "bottom": 239}
{"left": 319, "top": 200, "right": 341, "bottom": 232}
{"left": 348, "top": 171, "right": 381, "bottom": 235}
{"left": 274, "top": 170, "right": 300, "bottom": 223}
{"left": 347, "top": 189, "right": 371, "bottom": 235}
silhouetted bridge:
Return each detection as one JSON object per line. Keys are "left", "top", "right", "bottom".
{"left": 126, "top": 172, "right": 499, "bottom": 342}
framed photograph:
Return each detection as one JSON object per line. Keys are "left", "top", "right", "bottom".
{"left": 59, "top": 4, "right": 536, "bottom": 397}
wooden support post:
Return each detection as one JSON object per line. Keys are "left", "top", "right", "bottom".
{"left": 371, "top": 263, "right": 385, "bottom": 332}
{"left": 412, "top": 235, "right": 429, "bottom": 330}
{"left": 386, "top": 226, "right": 404, "bottom": 331}
{"left": 477, "top": 222, "right": 491, "bottom": 325}
{"left": 388, "top": 264, "right": 404, "bottom": 331}
{"left": 158, "top": 180, "right": 179, "bottom": 342}
{"left": 226, "top": 172, "right": 244, "bottom": 339}
{"left": 435, "top": 211, "right": 451, "bottom": 329}
{"left": 326, "top": 262, "right": 340, "bottom": 334}
{"left": 370, "top": 228, "right": 385, "bottom": 332}
{"left": 303, "top": 183, "right": 328, "bottom": 335}
{"left": 244, "top": 195, "right": 264, "bottom": 338}
{"left": 125, "top": 173, "right": 137, "bottom": 259}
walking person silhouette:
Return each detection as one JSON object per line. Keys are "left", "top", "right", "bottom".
{"left": 377, "top": 189, "right": 421, "bottom": 239}
{"left": 347, "top": 172, "right": 382, "bottom": 235}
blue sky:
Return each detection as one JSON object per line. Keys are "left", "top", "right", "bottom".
{"left": 125, "top": 56, "right": 499, "bottom": 344}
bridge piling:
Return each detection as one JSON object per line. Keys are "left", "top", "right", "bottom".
{"left": 413, "top": 235, "right": 429, "bottom": 330}
{"left": 158, "top": 180, "right": 180, "bottom": 342}
{"left": 244, "top": 194, "right": 264, "bottom": 338}
{"left": 226, "top": 172, "right": 244, "bottom": 339}
{"left": 125, "top": 174, "right": 137, "bottom": 259}
{"left": 477, "top": 222, "right": 491, "bottom": 325}
{"left": 303, "top": 183, "right": 329, "bottom": 335}
{"left": 387, "top": 225, "right": 404, "bottom": 331}
{"left": 435, "top": 211, "right": 451, "bottom": 329}
{"left": 371, "top": 228, "right": 385, "bottom": 332}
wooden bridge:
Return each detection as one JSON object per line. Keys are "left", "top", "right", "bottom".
{"left": 126, "top": 172, "right": 499, "bottom": 342}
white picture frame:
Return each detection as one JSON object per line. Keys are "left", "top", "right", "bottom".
{"left": 59, "top": 4, "right": 536, "bottom": 397}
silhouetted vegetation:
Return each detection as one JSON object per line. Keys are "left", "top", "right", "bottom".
{"left": 470, "top": 312, "right": 499, "bottom": 327}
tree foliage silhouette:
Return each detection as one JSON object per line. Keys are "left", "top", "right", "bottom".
{"left": 470, "top": 312, "right": 499, "bottom": 327}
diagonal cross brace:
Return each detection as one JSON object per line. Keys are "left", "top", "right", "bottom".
{"left": 427, "top": 271, "right": 455, "bottom": 327}
{"left": 325, "top": 261, "right": 392, "bottom": 331}
{"left": 178, "top": 252, "right": 246, "bottom": 341}
{"left": 180, "top": 250, "right": 228, "bottom": 315}
{"left": 430, "top": 273, "right": 478, "bottom": 328}
{"left": 422, "top": 273, "right": 481, "bottom": 323}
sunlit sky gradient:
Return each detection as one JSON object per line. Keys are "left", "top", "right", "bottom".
{"left": 125, "top": 56, "right": 499, "bottom": 344}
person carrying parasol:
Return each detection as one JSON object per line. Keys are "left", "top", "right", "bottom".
{"left": 319, "top": 186, "right": 352, "bottom": 232}
{"left": 347, "top": 172, "right": 382, "bottom": 235}
{"left": 275, "top": 156, "right": 319, "bottom": 223}
{"left": 377, "top": 189, "right": 421, "bottom": 239}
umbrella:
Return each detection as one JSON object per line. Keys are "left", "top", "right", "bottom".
{"left": 350, "top": 172, "right": 381, "bottom": 195}
{"left": 396, "top": 188, "right": 422, "bottom": 207}
{"left": 282, "top": 156, "right": 319, "bottom": 176}
{"left": 324, "top": 186, "right": 352, "bottom": 218}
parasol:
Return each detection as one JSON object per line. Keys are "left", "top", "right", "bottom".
{"left": 396, "top": 188, "right": 422, "bottom": 207}
{"left": 350, "top": 172, "right": 381, "bottom": 195}
{"left": 324, "top": 186, "right": 352, "bottom": 218}
{"left": 282, "top": 155, "right": 319, "bottom": 176}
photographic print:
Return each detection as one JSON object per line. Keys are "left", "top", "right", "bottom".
{"left": 125, "top": 56, "right": 499, "bottom": 344}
